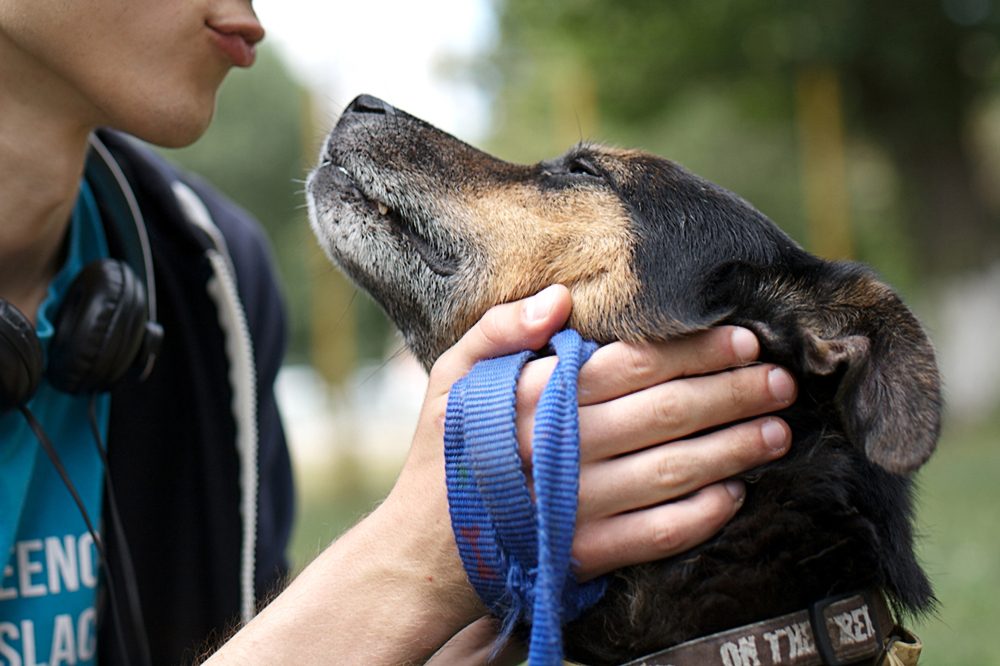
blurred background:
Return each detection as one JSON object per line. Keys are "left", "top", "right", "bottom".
{"left": 160, "top": 1, "right": 1000, "bottom": 662}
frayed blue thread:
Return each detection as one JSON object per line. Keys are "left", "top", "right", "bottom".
{"left": 445, "top": 330, "right": 607, "bottom": 666}
{"left": 486, "top": 560, "right": 535, "bottom": 661}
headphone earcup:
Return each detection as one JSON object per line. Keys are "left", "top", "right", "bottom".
{"left": 0, "top": 300, "right": 44, "bottom": 410}
{"left": 47, "top": 259, "right": 149, "bottom": 394}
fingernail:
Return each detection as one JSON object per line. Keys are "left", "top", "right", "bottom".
{"left": 731, "top": 327, "right": 759, "bottom": 364}
{"left": 524, "top": 285, "right": 560, "bottom": 323}
{"left": 768, "top": 367, "right": 796, "bottom": 405}
{"left": 761, "top": 418, "right": 789, "bottom": 455}
{"left": 724, "top": 479, "right": 746, "bottom": 503}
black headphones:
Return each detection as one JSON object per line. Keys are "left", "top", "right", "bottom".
{"left": 0, "top": 257, "right": 163, "bottom": 410}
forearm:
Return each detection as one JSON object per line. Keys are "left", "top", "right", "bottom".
{"left": 207, "top": 498, "right": 483, "bottom": 664}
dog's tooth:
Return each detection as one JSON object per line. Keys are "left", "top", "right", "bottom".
{"left": 377, "top": 202, "right": 389, "bottom": 216}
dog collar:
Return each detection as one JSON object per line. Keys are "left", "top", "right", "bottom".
{"left": 444, "top": 328, "right": 606, "bottom": 665}
{"left": 619, "top": 590, "right": 905, "bottom": 666}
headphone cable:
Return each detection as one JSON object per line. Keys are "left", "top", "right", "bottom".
{"left": 19, "top": 405, "right": 132, "bottom": 664}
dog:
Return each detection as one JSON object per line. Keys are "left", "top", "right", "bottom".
{"left": 306, "top": 94, "right": 940, "bottom": 665}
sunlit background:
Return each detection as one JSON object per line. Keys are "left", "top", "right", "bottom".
{"left": 160, "top": 1, "right": 1000, "bottom": 662}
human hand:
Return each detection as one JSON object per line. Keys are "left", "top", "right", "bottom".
{"left": 378, "top": 282, "right": 795, "bottom": 624}
{"left": 512, "top": 309, "right": 796, "bottom": 578}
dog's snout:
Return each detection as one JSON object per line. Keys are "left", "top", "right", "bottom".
{"left": 346, "top": 94, "right": 396, "bottom": 116}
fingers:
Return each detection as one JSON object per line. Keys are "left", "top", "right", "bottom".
{"left": 573, "top": 481, "right": 746, "bottom": 579}
{"left": 576, "top": 363, "right": 796, "bottom": 462}
{"left": 512, "top": 327, "right": 762, "bottom": 450}
{"left": 578, "top": 327, "right": 760, "bottom": 405}
{"left": 578, "top": 417, "right": 791, "bottom": 519}
{"left": 561, "top": 330, "right": 796, "bottom": 578}
{"left": 427, "top": 285, "right": 571, "bottom": 395}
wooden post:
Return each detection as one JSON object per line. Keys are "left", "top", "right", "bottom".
{"left": 795, "top": 66, "right": 853, "bottom": 260}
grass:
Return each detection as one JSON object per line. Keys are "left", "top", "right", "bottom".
{"left": 288, "top": 413, "right": 1000, "bottom": 664}
{"left": 910, "top": 415, "right": 1000, "bottom": 665}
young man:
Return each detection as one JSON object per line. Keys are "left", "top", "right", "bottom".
{"left": 0, "top": 1, "right": 795, "bottom": 663}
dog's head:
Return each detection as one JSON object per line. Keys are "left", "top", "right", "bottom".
{"left": 307, "top": 94, "right": 940, "bottom": 475}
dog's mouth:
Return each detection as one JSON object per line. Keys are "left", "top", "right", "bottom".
{"left": 322, "top": 161, "right": 460, "bottom": 277}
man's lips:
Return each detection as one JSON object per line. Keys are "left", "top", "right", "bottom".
{"left": 207, "top": 21, "right": 264, "bottom": 68}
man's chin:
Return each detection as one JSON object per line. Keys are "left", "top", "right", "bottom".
{"left": 120, "top": 96, "right": 217, "bottom": 149}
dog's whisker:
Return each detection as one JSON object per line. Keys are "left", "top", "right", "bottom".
{"left": 322, "top": 287, "right": 360, "bottom": 334}
{"left": 357, "top": 343, "right": 409, "bottom": 387}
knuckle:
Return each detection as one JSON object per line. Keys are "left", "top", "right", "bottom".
{"left": 703, "top": 485, "right": 737, "bottom": 524}
{"left": 433, "top": 409, "right": 448, "bottom": 435}
{"left": 621, "top": 342, "right": 657, "bottom": 386}
{"left": 726, "top": 368, "right": 753, "bottom": 405}
{"left": 476, "top": 306, "right": 509, "bottom": 349}
{"left": 515, "top": 380, "right": 538, "bottom": 415}
{"left": 651, "top": 519, "right": 680, "bottom": 554}
{"left": 733, "top": 421, "right": 766, "bottom": 457}
{"left": 726, "top": 365, "right": 769, "bottom": 409}
{"left": 653, "top": 451, "right": 689, "bottom": 491}
{"left": 650, "top": 387, "right": 684, "bottom": 433}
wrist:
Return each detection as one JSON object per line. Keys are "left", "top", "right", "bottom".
{"left": 209, "top": 488, "right": 482, "bottom": 663}
{"left": 366, "top": 493, "right": 483, "bottom": 621}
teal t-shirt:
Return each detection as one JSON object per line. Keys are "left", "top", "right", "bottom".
{"left": 0, "top": 180, "right": 110, "bottom": 666}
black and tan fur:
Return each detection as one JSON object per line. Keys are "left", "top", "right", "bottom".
{"left": 307, "top": 94, "right": 940, "bottom": 664}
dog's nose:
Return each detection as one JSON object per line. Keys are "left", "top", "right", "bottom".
{"left": 346, "top": 94, "right": 396, "bottom": 116}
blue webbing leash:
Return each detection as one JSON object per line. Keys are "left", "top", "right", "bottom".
{"left": 445, "top": 329, "right": 608, "bottom": 665}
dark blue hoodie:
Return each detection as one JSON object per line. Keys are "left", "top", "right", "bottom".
{"left": 91, "top": 130, "right": 293, "bottom": 665}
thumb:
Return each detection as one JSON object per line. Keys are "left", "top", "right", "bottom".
{"left": 428, "top": 285, "right": 572, "bottom": 392}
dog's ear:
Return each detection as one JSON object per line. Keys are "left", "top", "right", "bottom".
{"left": 746, "top": 267, "right": 942, "bottom": 476}
{"left": 802, "top": 323, "right": 940, "bottom": 475}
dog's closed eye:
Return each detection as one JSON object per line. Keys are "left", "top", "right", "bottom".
{"left": 539, "top": 153, "right": 606, "bottom": 184}
{"left": 566, "top": 156, "right": 603, "bottom": 178}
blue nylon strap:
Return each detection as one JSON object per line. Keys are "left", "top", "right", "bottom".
{"left": 445, "top": 349, "right": 536, "bottom": 611}
{"left": 445, "top": 329, "right": 607, "bottom": 665}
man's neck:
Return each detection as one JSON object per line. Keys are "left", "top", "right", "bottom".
{"left": 0, "top": 33, "right": 97, "bottom": 322}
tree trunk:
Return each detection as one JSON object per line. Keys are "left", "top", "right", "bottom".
{"left": 888, "top": 128, "right": 1000, "bottom": 277}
